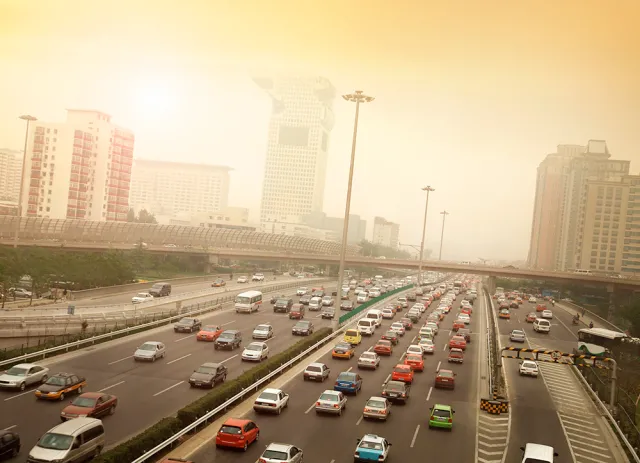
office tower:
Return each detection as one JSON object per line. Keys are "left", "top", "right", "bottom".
{"left": 372, "top": 216, "right": 400, "bottom": 249}
{"left": 0, "top": 149, "right": 23, "bottom": 201}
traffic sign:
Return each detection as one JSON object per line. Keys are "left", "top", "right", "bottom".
{"left": 550, "top": 350, "right": 561, "bottom": 361}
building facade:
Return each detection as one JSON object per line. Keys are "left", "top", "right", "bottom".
{"left": 19, "top": 110, "right": 135, "bottom": 221}
{"left": 0, "top": 149, "right": 23, "bottom": 202}
{"left": 304, "top": 211, "right": 367, "bottom": 244}
{"left": 372, "top": 216, "right": 400, "bottom": 249}
{"left": 254, "top": 76, "right": 336, "bottom": 225}
{"left": 158, "top": 207, "right": 255, "bottom": 231}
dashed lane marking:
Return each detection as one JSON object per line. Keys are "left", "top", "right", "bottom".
{"left": 99, "top": 381, "right": 125, "bottom": 392}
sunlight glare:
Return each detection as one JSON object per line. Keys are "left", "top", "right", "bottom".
{"left": 133, "top": 79, "right": 177, "bottom": 119}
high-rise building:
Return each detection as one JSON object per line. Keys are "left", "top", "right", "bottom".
{"left": 19, "top": 110, "right": 135, "bottom": 221}
{"left": 0, "top": 148, "right": 23, "bottom": 201}
{"left": 254, "top": 76, "right": 336, "bottom": 224}
{"left": 304, "top": 211, "right": 367, "bottom": 244}
{"left": 130, "top": 159, "right": 230, "bottom": 216}
{"left": 372, "top": 216, "right": 400, "bottom": 249}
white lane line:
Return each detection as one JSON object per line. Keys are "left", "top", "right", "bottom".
{"left": 347, "top": 366, "right": 353, "bottom": 372}
{"left": 167, "top": 354, "right": 191, "bottom": 365}
{"left": 330, "top": 459, "right": 335, "bottom": 463}
{"left": 264, "top": 336, "right": 277, "bottom": 342}
{"left": 174, "top": 334, "right": 194, "bottom": 343}
{"left": 436, "top": 361, "right": 441, "bottom": 372}
{"left": 356, "top": 416, "right": 364, "bottom": 426}
{"left": 400, "top": 353, "right": 406, "bottom": 361}
{"left": 221, "top": 354, "right": 238, "bottom": 364}
{"left": 305, "top": 402, "right": 316, "bottom": 414}
{"left": 108, "top": 355, "right": 133, "bottom": 365}
{"left": 367, "top": 346, "right": 372, "bottom": 352}
{"left": 382, "top": 373, "right": 391, "bottom": 386}
{"left": 426, "top": 386, "right": 433, "bottom": 402}
{"left": 442, "top": 343, "right": 448, "bottom": 351}
{"left": 153, "top": 381, "right": 185, "bottom": 397}
{"left": 409, "top": 425, "right": 420, "bottom": 448}
{"left": 3, "top": 390, "right": 32, "bottom": 401}
{"left": 99, "top": 381, "right": 125, "bottom": 392}
{"left": 315, "top": 314, "right": 323, "bottom": 318}
{"left": 221, "top": 320, "right": 236, "bottom": 326}
{"left": 3, "top": 425, "right": 16, "bottom": 430}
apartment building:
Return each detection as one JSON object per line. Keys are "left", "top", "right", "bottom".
{"left": 372, "top": 216, "right": 400, "bottom": 249}
{"left": 0, "top": 149, "right": 23, "bottom": 201}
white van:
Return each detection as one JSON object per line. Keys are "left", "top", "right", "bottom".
{"left": 364, "top": 309, "right": 383, "bottom": 327}
{"left": 28, "top": 417, "right": 105, "bottom": 462}
{"left": 533, "top": 318, "right": 551, "bottom": 333}
{"left": 357, "top": 319, "right": 376, "bottom": 335}
{"left": 574, "top": 269, "right": 593, "bottom": 276}
{"left": 235, "top": 291, "right": 263, "bottom": 313}
{"left": 520, "top": 443, "right": 558, "bottom": 462}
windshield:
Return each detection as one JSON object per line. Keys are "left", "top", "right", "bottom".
{"left": 345, "top": 330, "right": 358, "bottom": 336}
{"left": 337, "top": 373, "right": 354, "bottom": 381}
{"left": 201, "top": 326, "right": 218, "bottom": 332}
{"left": 393, "top": 366, "right": 409, "bottom": 373}
{"left": 306, "top": 365, "right": 321, "bottom": 372}
{"left": 263, "top": 450, "right": 288, "bottom": 460}
{"left": 360, "top": 353, "right": 375, "bottom": 359}
{"left": 71, "top": 396, "right": 97, "bottom": 407}
{"left": 255, "top": 325, "right": 270, "bottom": 331}
{"left": 439, "top": 371, "right": 454, "bottom": 378}
{"left": 46, "top": 376, "right": 67, "bottom": 386}
{"left": 276, "top": 299, "right": 289, "bottom": 305}
{"left": 178, "top": 318, "right": 193, "bottom": 324}
{"left": 139, "top": 343, "right": 156, "bottom": 351}
{"left": 196, "top": 366, "right": 217, "bottom": 374}
{"left": 319, "top": 393, "right": 339, "bottom": 401}
{"left": 335, "top": 343, "right": 350, "bottom": 350}
{"left": 37, "top": 433, "right": 73, "bottom": 450}
{"left": 5, "top": 366, "right": 27, "bottom": 376}
{"left": 385, "top": 381, "right": 404, "bottom": 391}
{"left": 433, "top": 408, "right": 450, "bottom": 418}
{"left": 295, "top": 321, "right": 310, "bottom": 328}
{"left": 136, "top": 293, "right": 148, "bottom": 297}
{"left": 258, "top": 392, "right": 278, "bottom": 401}
{"left": 236, "top": 296, "right": 252, "bottom": 304}
{"left": 246, "top": 344, "right": 262, "bottom": 351}
{"left": 359, "top": 441, "right": 383, "bottom": 450}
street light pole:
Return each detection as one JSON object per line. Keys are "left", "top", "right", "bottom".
{"left": 418, "top": 186, "right": 434, "bottom": 285}
{"left": 14, "top": 115, "right": 37, "bottom": 248}
{"left": 438, "top": 210, "right": 449, "bottom": 260}
{"left": 333, "top": 90, "right": 374, "bottom": 332}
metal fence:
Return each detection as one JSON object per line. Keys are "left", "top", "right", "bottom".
{"left": 338, "top": 284, "right": 413, "bottom": 325}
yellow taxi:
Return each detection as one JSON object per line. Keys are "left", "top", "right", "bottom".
{"left": 499, "top": 308, "right": 511, "bottom": 319}
{"left": 332, "top": 341, "right": 356, "bottom": 359}
{"left": 343, "top": 329, "right": 362, "bottom": 346}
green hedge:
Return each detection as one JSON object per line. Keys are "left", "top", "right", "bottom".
{"left": 93, "top": 327, "right": 333, "bottom": 463}
{"left": 339, "top": 284, "right": 413, "bottom": 324}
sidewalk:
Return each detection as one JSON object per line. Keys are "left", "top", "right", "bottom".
{"left": 556, "top": 301, "right": 623, "bottom": 332}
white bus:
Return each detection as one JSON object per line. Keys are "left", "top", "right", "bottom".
{"left": 573, "top": 269, "right": 593, "bottom": 276}
{"left": 235, "top": 290, "right": 263, "bottom": 313}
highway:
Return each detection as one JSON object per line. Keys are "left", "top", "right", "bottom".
{"left": 190, "top": 280, "right": 484, "bottom": 463}
{"left": 0, "top": 281, "right": 342, "bottom": 458}
{"left": 496, "top": 296, "right": 623, "bottom": 463}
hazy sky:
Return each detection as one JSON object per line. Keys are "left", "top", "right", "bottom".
{"left": 1, "top": 0, "right": 639, "bottom": 261}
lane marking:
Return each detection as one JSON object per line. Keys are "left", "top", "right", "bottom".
{"left": 442, "top": 344, "right": 448, "bottom": 351}
{"left": 264, "top": 336, "right": 277, "bottom": 342}
{"left": 367, "top": 346, "right": 372, "bottom": 352}
{"left": 356, "top": 415, "right": 364, "bottom": 426}
{"left": 99, "top": 381, "right": 125, "bottom": 392}
{"left": 409, "top": 425, "right": 420, "bottom": 448}
{"left": 305, "top": 402, "right": 316, "bottom": 414}
{"left": 426, "top": 386, "right": 433, "bottom": 402}
{"left": 167, "top": 354, "right": 191, "bottom": 365}
{"left": 436, "top": 361, "right": 441, "bottom": 372}
{"left": 3, "top": 390, "right": 33, "bottom": 401}
{"left": 346, "top": 366, "right": 353, "bottom": 372}
{"left": 108, "top": 355, "right": 133, "bottom": 365}
{"left": 221, "top": 320, "right": 236, "bottom": 326}
{"left": 153, "top": 381, "right": 184, "bottom": 397}
{"left": 221, "top": 354, "right": 238, "bottom": 363}
{"left": 382, "top": 373, "right": 390, "bottom": 386}
{"left": 3, "top": 425, "right": 16, "bottom": 430}
{"left": 174, "top": 334, "right": 194, "bottom": 342}
{"left": 400, "top": 353, "right": 406, "bottom": 361}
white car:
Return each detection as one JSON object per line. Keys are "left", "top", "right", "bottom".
{"left": 397, "top": 297, "right": 408, "bottom": 308}
{"left": 519, "top": 360, "right": 539, "bottom": 377}
{"left": 315, "top": 390, "right": 347, "bottom": 415}
{"left": 296, "top": 287, "right": 308, "bottom": 296}
{"left": 406, "top": 345, "right": 424, "bottom": 357}
{"left": 260, "top": 443, "right": 303, "bottom": 463}
{"left": 322, "top": 296, "right": 334, "bottom": 306}
{"left": 357, "top": 293, "right": 368, "bottom": 303}
{"left": 528, "top": 297, "right": 537, "bottom": 303}
{"left": 541, "top": 310, "right": 553, "bottom": 319}
{"left": 0, "top": 363, "right": 49, "bottom": 390}
{"left": 389, "top": 322, "right": 405, "bottom": 336}
{"left": 381, "top": 308, "right": 394, "bottom": 319}
{"left": 132, "top": 292, "right": 154, "bottom": 304}
{"left": 134, "top": 341, "right": 166, "bottom": 362}
{"left": 252, "top": 324, "right": 274, "bottom": 340}
{"left": 357, "top": 351, "right": 380, "bottom": 370}
{"left": 242, "top": 342, "right": 269, "bottom": 361}
{"left": 303, "top": 362, "right": 331, "bottom": 382}
{"left": 425, "top": 322, "right": 439, "bottom": 334}
{"left": 412, "top": 303, "right": 426, "bottom": 313}
{"left": 253, "top": 388, "right": 289, "bottom": 414}
{"left": 252, "top": 274, "right": 265, "bottom": 282}
{"left": 309, "top": 297, "right": 322, "bottom": 310}
{"left": 418, "top": 338, "right": 435, "bottom": 354}
{"left": 237, "top": 276, "right": 248, "bottom": 283}
{"left": 458, "top": 314, "right": 471, "bottom": 325}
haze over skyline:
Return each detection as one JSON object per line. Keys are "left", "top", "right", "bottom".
{"left": 1, "top": 0, "right": 639, "bottom": 262}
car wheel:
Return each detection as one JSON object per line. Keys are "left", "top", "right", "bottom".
{"left": 152, "top": 355, "right": 156, "bottom": 362}
{"left": 109, "top": 405, "right": 116, "bottom": 415}
{"left": 41, "top": 375, "right": 48, "bottom": 384}
{"left": 77, "top": 386, "right": 83, "bottom": 394}
{"left": 277, "top": 406, "right": 282, "bottom": 415}
{"left": 243, "top": 442, "right": 248, "bottom": 451}
{"left": 19, "top": 382, "right": 26, "bottom": 391}
{"left": 11, "top": 447, "right": 18, "bottom": 457}
{"left": 59, "top": 393, "right": 65, "bottom": 401}
{"left": 255, "top": 431, "right": 260, "bottom": 442}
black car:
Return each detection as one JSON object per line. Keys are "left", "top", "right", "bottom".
{"left": 381, "top": 331, "right": 399, "bottom": 345}
{"left": 214, "top": 330, "right": 242, "bottom": 350}
{"left": 292, "top": 320, "right": 314, "bottom": 336}
{"left": 149, "top": 282, "right": 171, "bottom": 297}
{"left": 321, "top": 308, "right": 335, "bottom": 319}
{"left": 189, "top": 362, "right": 227, "bottom": 388}
{"left": 381, "top": 380, "right": 410, "bottom": 404}
{"left": 0, "top": 429, "right": 20, "bottom": 460}
{"left": 174, "top": 317, "right": 202, "bottom": 333}
{"left": 299, "top": 295, "right": 312, "bottom": 305}
{"left": 274, "top": 298, "right": 293, "bottom": 313}
{"left": 340, "top": 301, "right": 354, "bottom": 311}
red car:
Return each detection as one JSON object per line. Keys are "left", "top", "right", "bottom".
{"left": 60, "top": 392, "right": 117, "bottom": 421}
{"left": 460, "top": 307, "right": 472, "bottom": 316}
{"left": 536, "top": 304, "right": 547, "bottom": 312}
{"left": 449, "top": 335, "right": 467, "bottom": 350}
{"left": 526, "top": 312, "right": 537, "bottom": 323}
{"left": 499, "top": 302, "right": 510, "bottom": 310}
{"left": 404, "top": 354, "right": 424, "bottom": 372}
{"left": 215, "top": 418, "right": 260, "bottom": 451}
{"left": 400, "top": 318, "right": 413, "bottom": 330}
{"left": 448, "top": 348, "right": 464, "bottom": 363}
{"left": 289, "top": 304, "right": 305, "bottom": 319}
{"left": 434, "top": 369, "right": 456, "bottom": 389}
{"left": 374, "top": 340, "right": 393, "bottom": 356}
{"left": 452, "top": 320, "right": 465, "bottom": 331}
{"left": 391, "top": 364, "right": 414, "bottom": 383}
{"left": 197, "top": 325, "right": 223, "bottom": 342}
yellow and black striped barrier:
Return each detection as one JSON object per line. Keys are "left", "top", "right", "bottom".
{"left": 480, "top": 398, "right": 510, "bottom": 414}
{"left": 501, "top": 347, "right": 613, "bottom": 369}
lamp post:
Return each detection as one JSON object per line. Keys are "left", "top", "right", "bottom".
{"left": 14, "top": 115, "right": 37, "bottom": 248}
{"left": 333, "top": 90, "right": 374, "bottom": 331}
{"left": 438, "top": 210, "right": 449, "bottom": 260}
{"left": 418, "top": 186, "right": 434, "bottom": 285}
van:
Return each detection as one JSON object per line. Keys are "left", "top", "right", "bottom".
{"left": 149, "top": 282, "right": 171, "bottom": 297}
{"left": 28, "top": 417, "right": 104, "bottom": 462}
{"left": 364, "top": 309, "right": 383, "bottom": 327}
{"left": 520, "top": 443, "right": 558, "bottom": 462}
{"left": 357, "top": 319, "right": 376, "bottom": 335}
{"left": 439, "top": 284, "right": 447, "bottom": 291}
{"left": 357, "top": 293, "right": 368, "bottom": 303}
{"left": 533, "top": 318, "right": 551, "bottom": 333}
{"left": 574, "top": 269, "right": 593, "bottom": 276}
{"left": 235, "top": 291, "right": 263, "bottom": 313}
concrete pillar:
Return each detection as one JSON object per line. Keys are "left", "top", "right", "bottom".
{"left": 325, "top": 264, "right": 331, "bottom": 276}
{"left": 208, "top": 254, "right": 219, "bottom": 265}
{"left": 606, "top": 283, "right": 615, "bottom": 322}
{"left": 487, "top": 275, "right": 497, "bottom": 295}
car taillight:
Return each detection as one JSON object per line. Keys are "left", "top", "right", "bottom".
{"left": 316, "top": 401, "right": 321, "bottom": 406}
{"left": 401, "top": 393, "right": 406, "bottom": 397}
{"left": 334, "top": 404, "right": 339, "bottom": 408}
{"left": 259, "top": 459, "right": 267, "bottom": 463}
{"left": 380, "top": 409, "right": 387, "bottom": 414}
{"left": 430, "top": 415, "right": 435, "bottom": 420}
{"left": 448, "top": 418, "right": 452, "bottom": 423}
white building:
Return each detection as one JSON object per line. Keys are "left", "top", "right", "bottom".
{"left": 0, "top": 149, "right": 23, "bottom": 202}
{"left": 130, "top": 159, "right": 230, "bottom": 216}
{"left": 156, "top": 207, "right": 255, "bottom": 231}
{"left": 254, "top": 75, "right": 336, "bottom": 225}
{"left": 259, "top": 218, "right": 340, "bottom": 242}
{"left": 20, "top": 109, "right": 135, "bottom": 221}
{"left": 372, "top": 216, "right": 400, "bottom": 249}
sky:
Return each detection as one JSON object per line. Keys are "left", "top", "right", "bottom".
{"left": 1, "top": 0, "right": 639, "bottom": 262}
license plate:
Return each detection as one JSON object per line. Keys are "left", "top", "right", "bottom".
{"left": 389, "top": 393, "right": 398, "bottom": 397}
{"left": 195, "top": 382, "right": 202, "bottom": 386}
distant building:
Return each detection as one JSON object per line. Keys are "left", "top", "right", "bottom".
{"left": 372, "top": 216, "right": 400, "bottom": 249}
{"left": 130, "top": 159, "right": 230, "bottom": 216}
{"left": 0, "top": 149, "right": 23, "bottom": 202}
{"left": 303, "top": 211, "right": 367, "bottom": 244}
{"left": 154, "top": 207, "right": 255, "bottom": 231}
{"left": 259, "top": 218, "right": 340, "bottom": 241}
{"left": 0, "top": 200, "right": 18, "bottom": 217}
{"left": 19, "top": 109, "right": 135, "bottom": 221}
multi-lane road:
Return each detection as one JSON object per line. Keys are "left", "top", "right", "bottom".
{"left": 190, "top": 281, "right": 485, "bottom": 463}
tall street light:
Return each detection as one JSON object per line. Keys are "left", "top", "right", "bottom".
{"left": 333, "top": 90, "right": 375, "bottom": 331}
{"left": 14, "top": 115, "right": 37, "bottom": 248}
{"left": 418, "top": 186, "right": 434, "bottom": 285}
{"left": 438, "top": 210, "right": 449, "bottom": 260}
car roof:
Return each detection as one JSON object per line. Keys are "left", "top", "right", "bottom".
{"left": 262, "top": 388, "right": 283, "bottom": 394}
{"left": 322, "top": 389, "right": 341, "bottom": 395}
{"left": 49, "top": 417, "right": 101, "bottom": 434}
{"left": 266, "top": 443, "right": 294, "bottom": 452}
{"left": 142, "top": 341, "right": 163, "bottom": 345}
{"left": 51, "top": 372, "right": 74, "bottom": 378}
{"left": 361, "top": 434, "right": 385, "bottom": 443}
{"left": 523, "top": 443, "right": 555, "bottom": 458}
{"left": 9, "top": 363, "right": 39, "bottom": 369}
{"left": 247, "top": 341, "right": 266, "bottom": 346}
{"left": 201, "top": 362, "right": 222, "bottom": 368}
{"left": 450, "top": 348, "right": 463, "bottom": 353}
{"left": 223, "top": 417, "right": 252, "bottom": 427}
{"left": 307, "top": 362, "right": 326, "bottom": 368}
{"left": 78, "top": 392, "right": 105, "bottom": 399}
{"left": 222, "top": 329, "right": 240, "bottom": 334}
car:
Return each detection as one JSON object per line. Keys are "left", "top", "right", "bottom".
{"left": 35, "top": 372, "right": 86, "bottom": 401}
{"left": 389, "top": 322, "right": 405, "bottom": 336}
{"left": 519, "top": 360, "right": 539, "bottom": 377}
{"left": 214, "top": 330, "right": 242, "bottom": 350}
{"left": 418, "top": 327, "right": 435, "bottom": 340}
{"left": 131, "top": 292, "right": 154, "bottom": 304}
{"left": 404, "top": 354, "right": 424, "bottom": 371}
{"left": 340, "top": 300, "right": 354, "bottom": 311}
{"left": 252, "top": 324, "right": 274, "bottom": 340}
{"left": 425, "top": 321, "right": 439, "bottom": 334}
{"left": 242, "top": 342, "right": 269, "bottom": 361}
{"left": 309, "top": 296, "right": 323, "bottom": 311}
{"left": 381, "top": 331, "right": 399, "bottom": 345}
{"left": 174, "top": 317, "right": 202, "bottom": 333}
{"left": 428, "top": 404, "right": 455, "bottom": 430}
{"left": 363, "top": 397, "right": 391, "bottom": 421}
{"left": 296, "top": 287, "right": 308, "bottom": 296}
{"left": 406, "top": 311, "right": 420, "bottom": 323}
{"left": 499, "top": 309, "right": 511, "bottom": 319}
{"left": 321, "top": 307, "right": 335, "bottom": 319}
{"left": 211, "top": 278, "right": 226, "bottom": 287}
{"left": 520, "top": 443, "right": 559, "bottom": 462}
{"left": 197, "top": 325, "right": 223, "bottom": 341}
{"left": 289, "top": 303, "right": 305, "bottom": 319}
{"left": 274, "top": 298, "right": 293, "bottom": 313}
{"left": 252, "top": 273, "right": 265, "bottom": 282}
{"left": 399, "top": 317, "right": 413, "bottom": 330}
{"left": 528, "top": 297, "right": 537, "bottom": 303}
{"left": 457, "top": 328, "right": 471, "bottom": 343}
{"left": 253, "top": 388, "right": 289, "bottom": 414}
{"left": 381, "top": 380, "right": 410, "bottom": 403}
{"left": 526, "top": 312, "right": 537, "bottom": 323}
{"left": 457, "top": 313, "right": 471, "bottom": 324}
{"left": 405, "top": 344, "right": 423, "bottom": 357}
{"left": 452, "top": 319, "right": 465, "bottom": 331}
{"left": 448, "top": 348, "right": 464, "bottom": 363}
{"left": 189, "top": 362, "right": 227, "bottom": 388}
{"left": 510, "top": 301, "right": 519, "bottom": 309}
{"left": 460, "top": 307, "right": 472, "bottom": 316}
{"left": 536, "top": 303, "right": 547, "bottom": 312}
{"left": 510, "top": 329, "right": 526, "bottom": 342}
{"left": 344, "top": 329, "right": 362, "bottom": 346}
{"left": 0, "top": 429, "right": 20, "bottom": 459}
{"left": 334, "top": 371, "right": 363, "bottom": 394}
{"left": 357, "top": 351, "right": 380, "bottom": 370}
{"left": 391, "top": 364, "right": 414, "bottom": 383}
{"left": 374, "top": 340, "right": 393, "bottom": 356}
{"left": 354, "top": 434, "right": 391, "bottom": 462}
{"left": 259, "top": 443, "right": 303, "bottom": 463}
{"left": 292, "top": 320, "right": 314, "bottom": 336}
{"left": 315, "top": 389, "right": 347, "bottom": 415}
{"left": 215, "top": 418, "right": 260, "bottom": 451}
{"left": 332, "top": 342, "right": 356, "bottom": 359}
{"left": 303, "top": 362, "right": 331, "bottom": 382}
{"left": 541, "top": 310, "right": 553, "bottom": 319}
{"left": 380, "top": 308, "right": 394, "bottom": 320}
{"left": 134, "top": 341, "right": 166, "bottom": 361}
{"left": 434, "top": 369, "right": 456, "bottom": 389}
{"left": 449, "top": 335, "right": 467, "bottom": 350}
{"left": 322, "top": 296, "right": 334, "bottom": 306}
{"left": 0, "top": 363, "right": 49, "bottom": 391}
{"left": 237, "top": 276, "right": 248, "bottom": 283}
{"left": 418, "top": 338, "right": 435, "bottom": 354}
{"left": 299, "top": 294, "right": 312, "bottom": 305}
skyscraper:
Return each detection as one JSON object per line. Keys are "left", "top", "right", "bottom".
{"left": 254, "top": 76, "right": 336, "bottom": 224}
{"left": 372, "top": 217, "right": 400, "bottom": 249}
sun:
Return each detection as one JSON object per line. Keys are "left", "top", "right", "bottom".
{"left": 133, "top": 79, "right": 177, "bottom": 117}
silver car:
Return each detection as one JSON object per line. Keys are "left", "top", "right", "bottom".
{"left": 357, "top": 351, "right": 380, "bottom": 370}
{"left": 0, "top": 363, "right": 49, "bottom": 390}
{"left": 315, "top": 390, "right": 347, "bottom": 415}
{"left": 260, "top": 443, "right": 303, "bottom": 463}
{"left": 252, "top": 324, "right": 274, "bottom": 340}
{"left": 133, "top": 341, "right": 166, "bottom": 362}
{"left": 253, "top": 388, "right": 289, "bottom": 414}
{"left": 510, "top": 329, "right": 526, "bottom": 342}
{"left": 363, "top": 396, "right": 391, "bottom": 421}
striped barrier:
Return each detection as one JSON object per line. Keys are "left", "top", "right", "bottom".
{"left": 501, "top": 347, "right": 614, "bottom": 369}
{"left": 480, "top": 398, "right": 509, "bottom": 414}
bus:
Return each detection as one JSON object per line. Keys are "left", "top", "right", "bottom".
{"left": 453, "top": 280, "right": 462, "bottom": 288}
{"left": 577, "top": 327, "right": 629, "bottom": 357}
{"left": 234, "top": 291, "right": 263, "bottom": 313}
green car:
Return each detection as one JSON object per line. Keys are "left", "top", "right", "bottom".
{"left": 428, "top": 403, "right": 455, "bottom": 430}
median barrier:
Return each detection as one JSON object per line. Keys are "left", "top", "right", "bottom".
{"left": 338, "top": 284, "right": 414, "bottom": 325}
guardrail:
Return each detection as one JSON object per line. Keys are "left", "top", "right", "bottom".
{"left": 558, "top": 300, "right": 625, "bottom": 332}
{"left": 338, "top": 284, "right": 413, "bottom": 325}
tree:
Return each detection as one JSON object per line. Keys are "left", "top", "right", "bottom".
{"left": 620, "top": 302, "right": 640, "bottom": 337}
{"left": 358, "top": 240, "right": 412, "bottom": 260}
{"left": 127, "top": 208, "right": 157, "bottom": 224}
